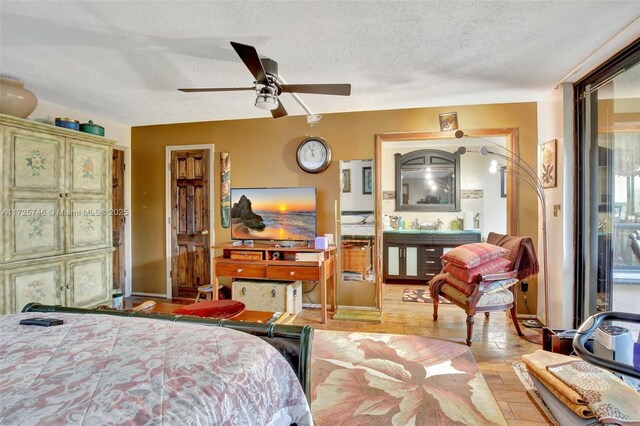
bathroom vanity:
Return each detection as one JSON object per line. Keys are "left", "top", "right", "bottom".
{"left": 383, "top": 230, "right": 481, "bottom": 282}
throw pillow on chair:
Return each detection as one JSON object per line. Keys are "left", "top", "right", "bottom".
{"left": 441, "top": 243, "right": 507, "bottom": 269}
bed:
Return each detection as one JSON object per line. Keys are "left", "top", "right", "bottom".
{"left": 340, "top": 211, "right": 375, "bottom": 238}
{"left": 0, "top": 304, "right": 313, "bottom": 426}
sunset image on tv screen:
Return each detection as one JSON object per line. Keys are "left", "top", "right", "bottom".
{"left": 230, "top": 187, "right": 316, "bottom": 241}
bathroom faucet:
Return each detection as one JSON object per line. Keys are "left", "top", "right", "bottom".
{"left": 436, "top": 218, "right": 443, "bottom": 230}
{"left": 413, "top": 218, "right": 420, "bottom": 229}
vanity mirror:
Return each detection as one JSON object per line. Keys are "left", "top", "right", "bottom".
{"left": 395, "top": 149, "right": 461, "bottom": 212}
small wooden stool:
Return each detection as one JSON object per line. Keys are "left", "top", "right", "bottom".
{"left": 195, "top": 285, "right": 214, "bottom": 303}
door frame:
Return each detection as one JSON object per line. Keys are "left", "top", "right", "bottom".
{"left": 113, "top": 146, "right": 132, "bottom": 297}
{"left": 375, "top": 129, "right": 520, "bottom": 312}
{"left": 165, "top": 144, "right": 215, "bottom": 299}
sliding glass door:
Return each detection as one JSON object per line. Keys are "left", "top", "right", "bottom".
{"left": 575, "top": 40, "right": 640, "bottom": 326}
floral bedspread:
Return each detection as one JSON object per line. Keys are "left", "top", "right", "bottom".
{"left": 0, "top": 313, "right": 312, "bottom": 426}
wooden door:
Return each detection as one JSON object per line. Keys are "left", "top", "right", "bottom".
{"left": 170, "top": 150, "right": 210, "bottom": 299}
{"left": 112, "top": 149, "right": 125, "bottom": 291}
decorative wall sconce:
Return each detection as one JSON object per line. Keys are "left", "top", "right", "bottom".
{"left": 439, "top": 112, "right": 459, "bottom": 132}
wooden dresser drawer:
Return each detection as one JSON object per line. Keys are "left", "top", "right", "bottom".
{"left": 422, "top": 270, "right": 438, "bottom": 280}
{"left": 267, "top": 265, "right": 320, "bottom": 281}
{"left": 216, "top": 262, "right": 266, "bottom": 278}
{"left": 422, "top": 258, "right": 442, "bottom": 269}
{"left": 422, "top": 246, "right": 443, "bottom": 257}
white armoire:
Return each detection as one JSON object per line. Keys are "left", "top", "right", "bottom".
{"left": 0, "top": 114, "right": 114, "bottom": 314}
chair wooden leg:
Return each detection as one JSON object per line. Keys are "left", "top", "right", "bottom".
{"left": 466, "top": 315, "right": 474, "bottom": 346}
{"left": 484, "top": 312, "right": 490, "bottom": 319}
{"left": 510, "top": 304, "right": 523, "bottom": 336}
{"left": 432, "top": 296, "right": 439, "bottom": 320}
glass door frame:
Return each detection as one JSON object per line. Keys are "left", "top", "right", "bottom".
{"left": 574, "top": 38, "right": 640, "bottom": 327}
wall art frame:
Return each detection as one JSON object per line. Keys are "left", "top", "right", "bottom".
{"left": 541, "top": 139, "right": 557, "bottom": 188}
{"left": 342, "top": 169, "right": 351, "bottom": 193}
{"left": 362, "top": 166, "right": 372, "bottom": 195}
{"left": 220, "top": 152, "right": 231, "bottom": 228}
{"left": 438, "top": 112, "right": 459, "bottom": 132}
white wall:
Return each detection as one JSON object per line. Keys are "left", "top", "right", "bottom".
{"left": 536, "top": 83, "right": 574, "bottom": 329}
{"left": 28, "top": 100, "right": 134, "bottom": 297}
{"left": 381, "top": 141, "right": 507, "bottom": 239}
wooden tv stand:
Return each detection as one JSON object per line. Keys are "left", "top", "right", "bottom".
{"left": 212, "top": 243, "right": 337, "bottom": 323}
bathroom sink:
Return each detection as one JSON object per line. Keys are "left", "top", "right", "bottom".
{"left": 384, "top": 229, "right": 480, "bottom": 234}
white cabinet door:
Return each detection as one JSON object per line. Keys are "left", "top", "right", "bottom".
{"left": 65, "top": 199, "right": 111, "bottom": 253}
{"left": 2, "top": 260, "right": 66, "bottom": 314}
{"left": 4, "top": 126, "right": 64, "bottom": 193}
{"left": 2, "top": 126, "right": 66, "bottom": 262}
{"left": 405, "top": 246, "right": 419, "bottom": 277}
{"left": 386, "top": 245, "right": 401, "bottom": 277}
{"left": 66, "top": 251, "right": 112, "bottom": 308}
{"left": 67, "top": 139, "right": 110, "bottom": 197}
{"left": 5, "top": 197, "right": 65, "bottom": 261}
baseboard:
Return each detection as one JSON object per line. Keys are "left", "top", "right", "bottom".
{"left": 131, "top": 292, "right": 168, "bottom": 299}
{"left": 516, "top": 314, "right": 538, "bottom": 320}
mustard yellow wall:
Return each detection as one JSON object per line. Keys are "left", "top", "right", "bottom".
{"left": 131, "top": 102, "right": 539, "bottom": 311}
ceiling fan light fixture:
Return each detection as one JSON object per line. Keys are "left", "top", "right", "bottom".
{"left": 255, "top": 86, "right": 279, "bottom": 110}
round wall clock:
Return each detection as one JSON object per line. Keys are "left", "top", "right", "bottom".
{"left": 296, "top": 137, "right": 332, "bottom": 173}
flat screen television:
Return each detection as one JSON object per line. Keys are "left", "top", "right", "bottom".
{"left": 230, "top": 187, "right": 317, "bottom": 242}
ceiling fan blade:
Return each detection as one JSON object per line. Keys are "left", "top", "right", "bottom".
{"left": 280, "top": 84, "right": 351, "bottom": 96}
{"left": 230, "top": 41, "right": 267, "bottom": 83}
{"left": 271, "top": 101, "right": 288, "bottom": 119}
{"left": 178, "top": 87, "right": 254, "bottom": 93}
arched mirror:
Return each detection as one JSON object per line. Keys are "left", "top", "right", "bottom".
{"left": 395, "top": 149, "right": 461, "bottom": 212}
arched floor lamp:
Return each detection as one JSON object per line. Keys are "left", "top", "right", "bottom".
{"left": 455, "top": 130, "right": 549, "bottom": 345}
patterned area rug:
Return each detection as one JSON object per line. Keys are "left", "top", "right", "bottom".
{"left": 311, "top": 330, "right": 507, "bottom": 425}
{"left": 402, "top": 287, "right": 451, "bottom": 304}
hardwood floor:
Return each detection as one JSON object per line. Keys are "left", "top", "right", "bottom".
{"left": 128, "top": 283, "right": 551, "bottom": 425}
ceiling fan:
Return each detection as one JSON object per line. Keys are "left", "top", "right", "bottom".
{"left": 178, "top": 41, "right": 351, "bottom": 118}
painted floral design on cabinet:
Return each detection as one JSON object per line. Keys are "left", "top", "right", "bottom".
{"left": 72, "top": 145, "right": 105, "bottom": 193}
{"left": 14, "top": 269, "right": 59, "bottom": 310}
{"left": 79, "top": 217, "right": 95, "bottom": 233}
{"left": 24, "top": 280, "right": 47, "bottom": 302}
{"left": 27, "top": 216, "right": 44, "bottom": 239}
{"left": 13, "top": 201, "right": 59, "bottom": 257}
{"left": 81, "top": 157, "right": 94, "bottom": 181}
{"left": 72, "top": 259, "right": 106, "bottom": 306}
{"left": 13, "top": 135, "right": 59, "bottom": 191}
{"left": 78, "top": 271, "right": 96, "bottom": 297}
{"left": 70, "top": 201, "right": 107, "bottom": 249}
{"left": 25, "top": 150, "right": 46, "bottom": 176}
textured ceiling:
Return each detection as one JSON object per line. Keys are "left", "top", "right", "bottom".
{"left": 1, "top": 1, "right": 639, "bottom": 126}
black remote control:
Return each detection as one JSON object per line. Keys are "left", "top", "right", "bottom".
{"left": 19, "top": 317, "right": 64, "bottom": 327}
